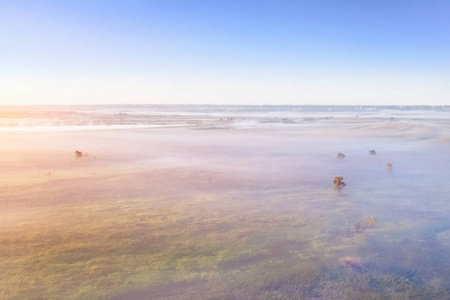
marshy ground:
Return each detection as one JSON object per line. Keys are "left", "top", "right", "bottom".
{"left": 1, "top": 109, "right": 450, "bottom": 299}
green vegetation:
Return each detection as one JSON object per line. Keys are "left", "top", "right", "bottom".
{"left": 3, "top": 184, "right": 447, "bottom": 300}
{"left": 1, "top": 129, "right": 448, "bottom": 299}
{"left": 0, "top": 190, "right": 324, "bottom": 300}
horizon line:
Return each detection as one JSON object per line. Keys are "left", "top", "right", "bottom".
{"left": 1, "top": 104, "right": 449, "bottom": 107}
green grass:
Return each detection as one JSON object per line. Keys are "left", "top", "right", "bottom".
{"left": 1, "top": 185, "right": 449, "bottom": 299}
{"left": 0, "top": 191, "right": 318, "bottom": 299}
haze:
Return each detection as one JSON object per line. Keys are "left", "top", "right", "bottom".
{"left": 2, "top": 106, "right": 450, "bottom": 299}
{"left": 1, "top": 0, "right": 449, "bottom": 105}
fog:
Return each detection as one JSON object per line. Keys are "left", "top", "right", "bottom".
{"left": 1, "top": 106, "right": 450, "bottom": 299}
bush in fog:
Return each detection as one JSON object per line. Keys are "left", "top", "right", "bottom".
{"left": 337, "top": 152, "right": 346, "bottom": 159}
{"left": 368, "top": 150, "right": 376, "bottom": 155}
{"left": 333, "top": 176, "right": 346, "bottom": 191}
{"left": 365, "top": 216, "right": 377, "bottom": 227}
{"left": 386, "top": 163, "right": 393, "bottom": 171}
{"left": 75, "top": 150, "right": 83, "bottom": 159}
{"left": 354, "top": 216, "right": 377, "bottom": 234}
{"left": 333, "top": 176, "right": 345, "bottom": 185}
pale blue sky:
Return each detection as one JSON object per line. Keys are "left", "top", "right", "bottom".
{"left": 1, "top": 0, "right": 449, "bottom": 105}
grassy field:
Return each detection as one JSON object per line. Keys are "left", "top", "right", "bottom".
{"left": 1, "top": 125, "right": 450, "bottom": 299}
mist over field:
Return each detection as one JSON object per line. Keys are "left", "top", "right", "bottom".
{"left": 3, "top": 0, "right": 449, "bottom": 297}
{"left": 1, "top": 105, "right": 450, "bottom": 299}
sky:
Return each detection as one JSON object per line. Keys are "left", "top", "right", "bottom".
{"left": 1, "top": 0, "right": 449, "bottom": 105}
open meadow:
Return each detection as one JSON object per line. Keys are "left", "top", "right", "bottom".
{"left": 1, "top": 106, "right": 450, "bottom": 299}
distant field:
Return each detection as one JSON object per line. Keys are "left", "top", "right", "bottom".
{"left": 1, "top": 109, "right": 450, "bottom": 299}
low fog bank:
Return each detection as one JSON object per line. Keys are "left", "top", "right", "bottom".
{"left": 0, "top": 105, "right": 449, "bottom": 132}
{"left": 1, "top": 112, "right": 450, "bottom": 299}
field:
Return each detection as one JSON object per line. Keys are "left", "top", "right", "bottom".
{"left": 1, "top": 107, "right": 450, "bottom": 299}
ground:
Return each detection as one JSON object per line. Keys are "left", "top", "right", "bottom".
{"left": 1, "top": 113, "right": 450, "bottom": 299}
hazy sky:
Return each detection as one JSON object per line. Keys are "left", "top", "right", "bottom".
{"left": 1, "top": 0, "right": 449, "bottom": 105}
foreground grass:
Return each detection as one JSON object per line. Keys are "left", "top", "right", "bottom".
{"left": 3, "top": 185, "right": 449, "bottom": 299}
{"left": 0, "top": 188, "right": 323, "bottom": 299}
{"left": 2, "top": 167, "right": 450, "bottom": 299}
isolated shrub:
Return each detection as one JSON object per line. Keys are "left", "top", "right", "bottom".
{"left": 333, "top": 176, "right": 344, "bottom": 185}
{"left": 75, "top": 150, "right": 83, "bottom": 159}
{"left": 368, "top": 150, "right": 376, "bottom": 155}
{"left": 337, "top": 152, "right": 346, "bottom": 159}
{"left": 353, "top": 216, "right": 377, "bottom": 234}
{"left": 333, "top": 176, "right": 346, "bottom": 191}
{"left": 365, "top": 216, "right": 377, "bottom": 227}
{"left": 386, "top": 163, "right": 393, "bottom": 171}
